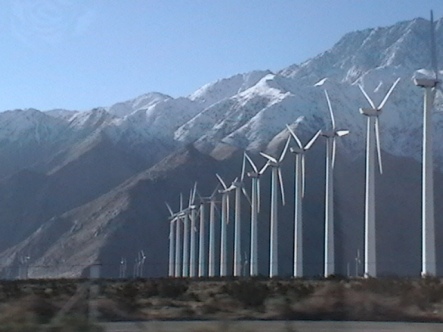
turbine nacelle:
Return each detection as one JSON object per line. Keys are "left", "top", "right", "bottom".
{"left": 413, "top": 77, "right": 440, "bottom": 88}
{"left": 359, "top": 108, "right": 381, "bottom": 117}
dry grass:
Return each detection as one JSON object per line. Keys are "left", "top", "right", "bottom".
{"left": 0, "top": 277, "right": 443, "bottom": 324}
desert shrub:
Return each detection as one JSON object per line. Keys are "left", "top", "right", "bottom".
{"left": 222, "top": 279, "right": 269, "bottom": 308}
{"left": 157, "top": 279, "right": 188, "bottom": 298}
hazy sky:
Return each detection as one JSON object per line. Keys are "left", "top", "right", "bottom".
{"left": 0, "top": 0, "right": 442, "bottom": 111}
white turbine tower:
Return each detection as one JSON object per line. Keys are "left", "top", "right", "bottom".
{"left": 182, "top": 187, "right": 196, "bottom": 278}
{"left": 188, "top": 183, "right": 198, "bottom": 278}
{"left": 197, "top": 185, "right": 219, "bottom": 278}
{"left": 208, "top": 186, "right": 219, "bottom": 277}
{"left": 243, "top": 152, "right": 266, "bottom": 277}
{"left": 175, "top": 194, "right": 184, "bottom": 277}
{"left": 216, "top": 174, "right": 233, "bottom": 277}
{"left": 260, "top": 136, "right": 291, "bottom": 278}
{"left": 287, "top": 125, "right": 321, "bottom": 278}
{"left": 321, "top": 91, "right": 350, "bottom": 277}
{"left": 358, "top": 78, "right": 400, "bottom": 278}
{"left": 165, "top": 202, "right": 179, "bottom": 277}
{"left": 414, "top": 11, "right": 442, "bottom": 277}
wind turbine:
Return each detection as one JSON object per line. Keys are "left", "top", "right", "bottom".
{"left": 321, "top": 91, "right": 350, "bottom": 277}
{"left": 260, "top": 136, "right": 291, "bottom": 277}
{"left": 139, "top": 250, "right": 146, "bottom": 277}
{"left": 243, "top": 152, "right": 266, "bottom": 276}
{"left": 287, "top": 125, "right": 321, "bottom": 277}
{"left": 358, "top": 77, "right": 400, "bottom": 278}
{"left": 413, "top": 11, "right": 442, "bottom": 277}
{"left": 216, "top": 174, "right": 235, "bottom": 277}
{"left": 228, "top": 158, "right": 252, "bottom": 277}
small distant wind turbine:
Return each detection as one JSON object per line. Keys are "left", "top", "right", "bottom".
{"left": 260, "top": 136, "right": 291, "bottom": 277}
{"left": 119, "top": 257, "right": 127, "bottom": 279}
{"left": 358, "top": 77, "right": 400, "bottom": 278}
{"left": 287, "top": 125, "right": 321, "bottom": 277}
{"left": 139, "top": 250, "right": 146, "bottom": 277}
{"left": 243, "top": 152, "right": 266, "bottom": 276}
{"left": 414, "top": 10, "right": 442, "bottom": 277}
{"left": 321, "top": 91, "right": 350, "bottom": 277}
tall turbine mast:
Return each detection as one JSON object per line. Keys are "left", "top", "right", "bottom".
{"left": 287, "top": 125, "right": 321, "bottom": 278}
{"left": 165, "top": 202, "right": 179, "bottom": 277}
{"left": 188, "top": 183, "right": 198, "bottom": 278}
{"left": 197, "top": 185, "right": 219, "bottom": 278}
{"left": 413, "top": 10, "right": 442, "bottom": 277}
{"left": 358, "top": 78, "right": 400, "bottom": 278}
{"left": 244, "top": 152, "right": 266, "bottom": 276}
{"left": 321, "top": 91, "right": 349, "bottom": 277}
{"left": 216, "top": 174, "right": 233, "bottom": 277}
{"left": 260, "top": 136, "right": 291, "bottom": 277}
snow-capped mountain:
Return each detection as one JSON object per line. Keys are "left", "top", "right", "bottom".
{"left": 0, "top": 16, "right": 442, "bottom": 278}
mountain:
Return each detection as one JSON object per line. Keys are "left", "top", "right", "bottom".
{"left": 0, "top": 16, "right": 442, "bottom": 278}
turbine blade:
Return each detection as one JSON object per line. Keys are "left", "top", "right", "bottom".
{"left": 331, "top": 138, "right": 337, "bottom": 169}
{"left": 358, "top": 84, "right": 376, "bottom": 109}
{"left": 191, "top": 182, "right": 197, "bottom": 204}
{"left": 165, "top": 202, "right": 174, "bottom": 216}
{"left": 211, "top": 184, "right": 220, "bottom": 198}
{"left": 244, "top": 152, "right": 258, "bottom": 173}
{"left": 302, "top": 155, "right": 306, "bottom": 198}
{"left": 375, "top": 117, "right": 383, "bottom": 174}
{"left": 304, "top": 130, "right": 321, "bottom": 150}
{"left": 279, "top": 136, "right": 291, "bottom": 162}
{"left": 430, "top": 10, "right": 439, "bottom": 81}
{"left": 286, "top": 124, "right": 303, "bottom": 149}
{"left": 180, "top": 193, "right": 183, "bottom": 211}
{"left": 216, "top": 173, "right": 228, "bottom": 190}
{"left": 260, "top": 152, "right": 278, "bottom": 164}
{"left": 241, "top": 153, "right": 247, "bottom": 181}
{"left": 278, "top": 167, "right": 286, "bottom": 206}
{"left": 324, "top": 90, "right": 336, "bottom": 130}
{"left": 188, "top": 188, "right": 193, "bottom": 207}
{"left": 259, "top": 162, "right": 270, "bottom": 175}
{"left": 336, "top": 129, "right": 350, "bottom": 137}
{"left": 378, "top": 78, "right": 400, "bottom": 110}
{"left": 242, "top": 186, "right": 252, "bottom": 206}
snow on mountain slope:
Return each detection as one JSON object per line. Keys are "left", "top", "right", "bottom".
{"left": 188, "top": 70, "right": 272, "bottom": 109}
{"left": 0, "top": 109, "right": 67, "bottom": 144}
{"left": 107, "top": 92, "right": 172, "bottom": 118}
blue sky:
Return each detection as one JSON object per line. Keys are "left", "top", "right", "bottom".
{"left": 0, "top": 0, "right": 442, "bottom": 112}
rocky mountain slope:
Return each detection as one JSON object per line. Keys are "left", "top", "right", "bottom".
{"left": 0, "top": 16, "right": 442, "bottom": 278}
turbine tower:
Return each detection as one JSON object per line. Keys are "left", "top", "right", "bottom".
{"left": 216, "top": 174, "right": 233, "bottom": 277}
{"left": 165, "top": 201, "right": 180, "bottom": 277}
{"left": 197, "top": 185, "right": 219, "bottom": 278}
{"left": 414, "top": 11, "right": 442, "bottom": 277}
{"left": 358, "top": 78, "right": 400, "bottom": 278}
{"left": 188, "top": 184, "right": 198, "bottom": 278}
{"left": 260, "top": 136, "right": 291, "bottom": 278}
{"left": 321, "top": 91, "right": 349, "bottom": 277}
{"left": 287, "top": 125, "right": 321, "bottom": 277}
{"left": 208, "top": 186, "right": 219, "bottom": 277}
{"left": 243, "top": 152, "right": 265, "bottom": 276}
